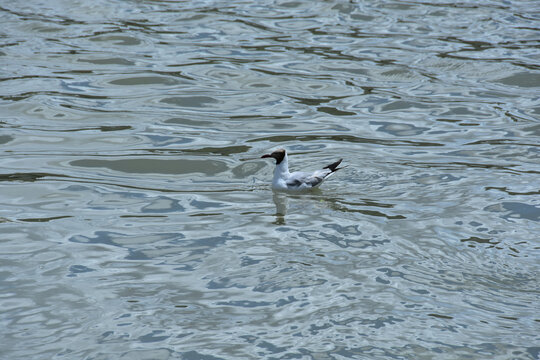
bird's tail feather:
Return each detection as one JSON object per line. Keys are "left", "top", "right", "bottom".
{"left": 323, "top": 159, "right": 343, "bottom": 172}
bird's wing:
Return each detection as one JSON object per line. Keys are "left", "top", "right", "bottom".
{"left": 286, "top": 170, "right": 331, "bottom": 188}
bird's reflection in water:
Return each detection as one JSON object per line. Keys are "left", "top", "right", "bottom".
{"left": 272, "top": 193, "right": 288, "bottom": 224}
{"left": 271, "top": 189, "right": 325, "bottom": 224}
{"left": 270, "top": 189, "right": 404, "bottom": 225}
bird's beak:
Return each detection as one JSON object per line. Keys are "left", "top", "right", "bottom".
{"left": 261, "top": 154, "right": 272, "bottom": 159}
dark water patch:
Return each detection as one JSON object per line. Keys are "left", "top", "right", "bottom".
{"left": 0, "top": 172, "right": 66, "bottom": 182}
{"left": 240, "top": 256, "right": 263, "bottom": 267}
{"left": 90, "top": 35, "right": 141, "bottom": 46}
{"left": 70, "top": 158, "right": 228, "bottom": 175}
{"left": 326, "top": 199, "right": 406, "bottom": 219}
{"left": 465, "top": 138, "right": 540, "bottom": 147}
{"left": 401, "top": 160, "right": 531, "bottom": 175}
{"left": 331, "top": 315, "right": 405, "bottom": 329}
{"left": 495, "top": 72, "right": 540, "bottom": 88}
{"left": 460, "top": 236, "right": 499, "bottom": 248}
{"left": 160, "top": 96, "right": 219, "bottom": 108}
{"left": 67, "top": 265, "right": 95, "bottom": 277}
{"left": 19, "top": 215, "right": 72, "bottom": 222}
{"left": 323, "top": 223, "right": 362, "bottom": 235}
{"left": 227, "top": 114, "right": 294, "bottom": 121}
{"left": 69, "top": 231, "right": 182, "bottom": 248}
{"left": 317, "top": 106, "right": 356, "bottom": 116}
{"left": 255, "top": 340, "right": 288, "bottom": 355}
{"left": 206, "top": 277, "right": 248, "bottom": 290}
{"left": 377, "top": 267, "right": 405, "bottom": 279}
{"left": 0, "top": 135, "right": 14, "bottom": 144}
{"left": 78, "top": 57, "right": 135, "bottom": 66}
{"left": 2, "top": 90, "right": 108, "bottom": 102}
{"left": 521, "top": 124, "right": 540, "bottom": 136}
{"left": 189, "top": 212, "right": 224, "bottom": 217}
{"left": 182, "top": 145, "right": 251, "bottom": 156}
{"left": 485, "top": 186, "right": 540, "bottom": 196}
{"left": 100, "top": 125, "right": 132, "bottom": 132}
{"left": 181, "top": 351, "right": 223, "bottom": 360}
{"left": 109, "top": 76, "right": 181, "bottom": 86}
{"left": 54, "top": 125, "right": 132, "bottom": 132}
{"left": 120, "top": 215, "right": 167, "bottom": 218}
{"left": 501, "top": 202, "right": 540, "bottom": 222}
{"left": 436, "top": 118, "right": 461, "bottom": 123}
{"left": 138, "top": 330, "right": 170, "bottom": 343}
{"left": 164, "top": 117, "right": 217, "bottom": 128}
{"left": 428, "top": 313, "right": 453, "bottom": 320}
{"left": 288, "top": 95, "right": 350, "bottom": 106}
{"left": 248, "top": 134, "right": 443, "bottom": 147}
{"left": 484, "top": 202, "right": 540, "bottom": 222}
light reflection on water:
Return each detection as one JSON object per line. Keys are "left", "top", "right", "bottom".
{"left": 1, "top": 0, "right": 539, "bottom": 359}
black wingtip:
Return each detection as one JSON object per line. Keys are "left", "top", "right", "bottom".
{"left": 323, "top": 159, "right": 343, "bottom": 172}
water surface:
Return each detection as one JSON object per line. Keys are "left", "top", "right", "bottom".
{"left": 1, "top": 1, "right": 539, "bottom": 359}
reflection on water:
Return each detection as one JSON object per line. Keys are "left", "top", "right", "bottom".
{"left": 1, "top": 0, "right": 539, "bottom": 359}
{"left": 272, "top": 193, "right": 288, "bottom": 218}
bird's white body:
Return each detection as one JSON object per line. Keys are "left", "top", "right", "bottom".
{"left": 262, "top": 149, "right": 342, "bottom": 192}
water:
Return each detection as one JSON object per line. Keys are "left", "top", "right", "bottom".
{"left": 1, "top": 0, "right": 539, "bottom": 359}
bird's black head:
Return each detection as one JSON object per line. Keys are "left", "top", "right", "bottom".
{"left": 261, "top": 148, "right": 286, "bottom": 165}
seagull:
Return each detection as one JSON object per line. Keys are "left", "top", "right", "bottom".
{"left": 261, "top": 148, "right": 343, "bottom": 191}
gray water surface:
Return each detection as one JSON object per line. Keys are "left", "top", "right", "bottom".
{"left": 1, "top": 1, "right": 539, "bottom": 359}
